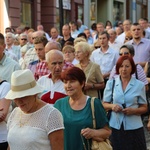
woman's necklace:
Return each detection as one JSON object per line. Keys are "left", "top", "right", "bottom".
{"left": 19, "top": 102, "right": 39, "bottom": 127}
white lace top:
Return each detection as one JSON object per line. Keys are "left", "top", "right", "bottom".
{"left": 7, "top": 104, "right": 64, "bottom": 150}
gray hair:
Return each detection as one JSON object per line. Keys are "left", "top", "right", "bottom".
{"left": 120, "top": 44, "right": 135, "bottom": 56}
{"left": 6, "top": 32, "right": 16, "bottom": 40}
{"left": 46, "top": 50, "right": 64, "bottom": 63}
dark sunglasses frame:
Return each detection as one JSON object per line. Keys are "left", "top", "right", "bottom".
{"left": 119, "top": 52, "right": 129, "bottom": 56}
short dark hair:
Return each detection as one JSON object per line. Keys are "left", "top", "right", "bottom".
{"left": 132, "top": 22, "right": 140, "bottom": 26}
{"left": 77, "top": 33, "right": 87, "bottom": 39}
{"left": 0, "top": 33, "right": 5, "bottom": 45}
{"left": 120, "top": 45, "right": 135, "bottom": 56}
{"left": 116, "top": 56, "right": 136, "bottom": 75}
{"left": 61, "top": 67, "right": 86, "bottom": 88}
{"left": 98, "top": 31, "right": 109, "bottom": 39}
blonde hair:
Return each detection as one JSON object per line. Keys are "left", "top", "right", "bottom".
{"left": 62, "top": 45, "right": 75, "bottom": 53}
{"left": 74, "top": 41, "right": 91, "bottom": 58}
{"left": 74, "top": 37, "right": 86, "bottom": 46}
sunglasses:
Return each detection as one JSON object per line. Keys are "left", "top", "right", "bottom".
{"left": 94, "top": 46, "right": 100, "bottom": 49}
{"left": 125, "top": 37, "right": 132, "bottom": 41}
{"left": 119, "top": 52, "right": 129, "bottom": 56}
{"left": 21, "top": 38, "right": 27, "bottom": 41}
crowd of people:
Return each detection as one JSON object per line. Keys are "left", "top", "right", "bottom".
{"left": 0, "top": 18, "right": 150, "bottom": 150}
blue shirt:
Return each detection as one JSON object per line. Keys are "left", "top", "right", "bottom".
{"left": 103, "top": 76, "right": 147, "bottom": 130}
{"left": 0, "top": 54, "right": 21, "bottom": 83}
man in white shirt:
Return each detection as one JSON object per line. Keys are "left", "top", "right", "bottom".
{"left": 107, "top": 29, "right": 122, "bottom": 54}
{"left": 91, "top": 31, "right": 118, "bottom": 80}
{"left": 90, "top": 31, "right": 118, "bottom": 98}
{"left": 116, "top": 19, "right": 132, "bottom": 44}
{"left": 69, "top": 21, "right": 80, "bottom": 39}
{"left": 49, "top": 27, "right": 62, "bottom": 42}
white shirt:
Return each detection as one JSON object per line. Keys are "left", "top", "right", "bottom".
{"left": 116, "top": 32, "right": 125, "bottom": 44}
{"left": 90, "top": 47, "right": 118, "bottom": 75}
{"left": 71, "top": 30, "right": 80, "bottom": 39}
{"left": 109, "top": 40, "right": 123, "bottom": 54}
{"left": 7, "top": 105, "right": 64, "bottom": 150}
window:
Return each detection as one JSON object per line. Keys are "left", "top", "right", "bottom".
{"left": 20, "top": 0, "right": 32, "bottom": 27}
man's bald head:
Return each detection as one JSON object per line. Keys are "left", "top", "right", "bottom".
{"left": 46, "top": 50, "right": 64, "bottom": 77}
{"left": 45, "top": 41, "right": 62, "bottom": 53}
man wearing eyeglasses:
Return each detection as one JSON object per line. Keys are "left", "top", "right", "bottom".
{"left": 22, "top": 31, "right": 45, "bottom": 69}
{"left": 18, "top": 33, "right": 28, "bottom": 47}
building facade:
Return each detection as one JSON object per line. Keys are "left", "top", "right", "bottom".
{"left": 0, "top": 0, "right": 149, "bottom": 34}
{"left": 0, "top": 0, "right": 84, "bottom": 34}
{"left": 84, "top": 0, "right": 149, "bottom": 28}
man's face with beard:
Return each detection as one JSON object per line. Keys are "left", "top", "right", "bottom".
{"left": 131, "top": 25, "right": 142, "bottom": 40}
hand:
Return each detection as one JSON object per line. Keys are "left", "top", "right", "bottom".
{"left": 112, "top": 104, "right": 123, "bottom": 112}
{"left": 0, "top": 110, "right": 6, "bottom": 122}
{"left": 81, "top": 128, "right": 94, "bottom": 139}
{"left": 122, "top": 107, "right": 134, "bottom": 115}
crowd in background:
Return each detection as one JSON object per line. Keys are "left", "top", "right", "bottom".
{"left": 0, "top": 18, "right": 150, "bottom": 150}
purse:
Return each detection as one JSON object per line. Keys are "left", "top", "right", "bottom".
{"left": 107, "top": 79, "right": 115, "bottom": 120}
{"left": 90, "top": 97, "right": 112, "bottom": 150}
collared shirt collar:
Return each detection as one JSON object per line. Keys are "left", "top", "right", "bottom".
{"left": 99, "top": 46, "right": 110, "bottom": 54}
{"left": 131, "top": 38, "right": 144, "bottom": 45}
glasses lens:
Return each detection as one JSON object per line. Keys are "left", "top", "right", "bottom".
{"left": 119, "top": 52, "right": 129, "bottom": 56}
{"left": 21, "top": 39, "right": 27, "bottom": 41}
{"left": 95, "top": 46, "right": 100, "bottom": 49}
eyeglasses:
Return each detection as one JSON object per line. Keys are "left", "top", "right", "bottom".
{"left": 119, "top": 52, "right": 129, "bottom": 56}
{"left": 21, "top": 38, "right": 27, "bottom": 41}
{"left": 125, "top": 37, "right": 132, "bottom": 41}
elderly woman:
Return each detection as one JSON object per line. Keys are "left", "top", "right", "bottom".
{"left": 5, "top": 69, "right": 64, "bottom": 150}
{"left": 74, "top": 41, "right": 104, "bottom": 98}
{"left": 109, "top": 44, "right": 148, "bottom": 86}
{"left": 54, "top": 67, "right": 111, "bottom": 150}
{"left": 103, "top": 56, "right": 147, "bottom": 150}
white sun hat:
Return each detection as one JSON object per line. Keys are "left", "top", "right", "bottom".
{"left": 5, "top": 69, "right": 44, "bottom": 100}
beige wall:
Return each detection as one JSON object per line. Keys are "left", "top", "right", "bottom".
{"left": 0, "top": 0, "right": 10, "bottom": 34}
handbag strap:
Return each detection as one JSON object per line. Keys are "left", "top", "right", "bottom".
{"left": 91, "top": 97, "right": 96, "bottom": 129}
{"left": 135, "top": 64, "right": 138, "bottom": 79}
{"left": 110, "top": 79, "right": 115, "bottom": 103}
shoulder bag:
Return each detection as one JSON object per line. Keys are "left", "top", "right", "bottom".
{"left": 106, "top": 79, "right": 115, "bottom": 120}
{"left": 90, "top": 97, "right": 112, "bottom": 150}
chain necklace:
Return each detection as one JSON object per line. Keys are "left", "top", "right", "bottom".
{"left": 19, "top": 101, "right": 39, "bottom": 127}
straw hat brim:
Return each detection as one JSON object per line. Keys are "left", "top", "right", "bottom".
{"left": 5, "top": 83, "right": 43, "bottom": 100}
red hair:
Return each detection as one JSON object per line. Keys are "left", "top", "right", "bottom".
{"left": 116, "top": 56, "right": 136, "bottom": 75}
{"left": 61, "top": 67, "right": 86, "bottom": 85}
